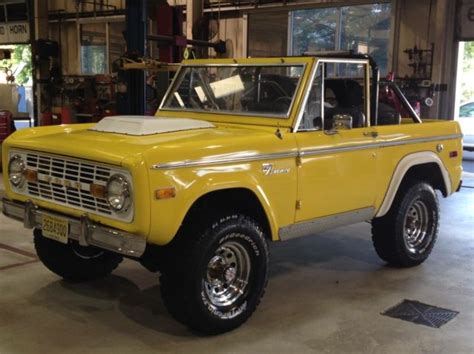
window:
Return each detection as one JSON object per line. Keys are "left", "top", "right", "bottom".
{"left": 299, "top": 61, "right": 369, "bottom": 131}
{"left": 5, "top": 2, "right": 27, "bottom": 22}
{"left": 80, "top": 21, "right": 126, "bottom": 75}
{"left": 0, "top": 1, "right": 28, "bottom": 23}
{"left": 80, "top": 23, "right": 106, "bottom": 75}
{"left": 291, "top": 7, "right": 338, "bottom": 54}
{"left": 290, "top": 3, "right": 392, "bottom": 74}
{"left": 299, "top": 66, "right": 323, "bottom": 131}
{"left": 162, "top": 64, "right": 305, "bottom": 118}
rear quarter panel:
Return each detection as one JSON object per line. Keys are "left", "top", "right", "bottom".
{"left": 374, "top": 120, "right": 463, "bottom": 210}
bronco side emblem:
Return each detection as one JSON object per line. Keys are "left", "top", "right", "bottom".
{"left": 262, "top": 163, "right": 273, "bottom": 175}
{"left": 262, "top": 163, "right": 290, "bottom": 176}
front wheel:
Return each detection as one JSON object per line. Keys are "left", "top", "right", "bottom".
{"left": 160, "top": 214, "right": 269, "bottom": 334}
{"left": 34, "top": 228, "right": 123, "bottom": 282}
{"left": 372, "top": 181, "right": 440, "bottom": 267}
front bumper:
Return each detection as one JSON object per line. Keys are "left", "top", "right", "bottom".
{"left": 2, "top": 198, "right": 146, "bottom": 257}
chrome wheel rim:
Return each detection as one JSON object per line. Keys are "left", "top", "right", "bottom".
{"left": 203, "top": 240, "right": 251, "bottom": 308}
{"left": 403, "top": 199, "right": 431, "bottom": 254}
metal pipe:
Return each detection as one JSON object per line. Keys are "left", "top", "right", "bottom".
{"left": 385, "top": 81, "right": 422, "bottom": 123}
{"left": 147, "top": 34, "right": 226, "bottom": 53}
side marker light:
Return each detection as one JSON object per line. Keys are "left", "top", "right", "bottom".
{"left": 155, "top": 188, "right": 176, "bottom": 200}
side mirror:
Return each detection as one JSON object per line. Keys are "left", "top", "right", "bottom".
{"left": 324, "top": 114, "right": 353, "bottom": 136}
{"left": 333, "top": 114, "right": 353, "bottom": 130}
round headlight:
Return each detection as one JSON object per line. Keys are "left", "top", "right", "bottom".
{"left": 8, "top": 155, "right": 26, "bottom": 187}
{"left": 106, "top": 174, "right": 131, "bottom": 212}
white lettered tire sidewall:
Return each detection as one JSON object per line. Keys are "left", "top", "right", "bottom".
{"left": 195, "top": 215, "right": 268, "bottom": 326}
{"left": 159, "top": 213, "right": 269, "bottom": 334}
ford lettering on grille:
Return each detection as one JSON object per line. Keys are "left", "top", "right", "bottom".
{"left": 24, "top": 152, "right": 113, "bottom": 216}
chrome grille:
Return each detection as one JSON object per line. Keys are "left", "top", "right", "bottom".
{"left": 25, "top": 152, "right": 113, "bottom": 215}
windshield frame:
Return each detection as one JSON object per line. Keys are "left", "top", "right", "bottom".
{"left": 158, "top": 61, "right": 309, "bottom": 120}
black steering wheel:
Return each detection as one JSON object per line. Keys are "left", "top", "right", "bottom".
{"left": 272, "top": 96, "right": 292, "bottom": 114}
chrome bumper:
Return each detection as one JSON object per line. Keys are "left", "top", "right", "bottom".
{"left": 2, "top": 198, "right": 146, "bottom": 257}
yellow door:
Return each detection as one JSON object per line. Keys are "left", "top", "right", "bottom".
{"left": 294, "top": 129, "right": 378, "bottom": 222}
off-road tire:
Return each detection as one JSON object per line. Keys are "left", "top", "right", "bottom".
{"left": 34, "top": 228, "right": 123, "bottom": 282}
{"left": 160, "top": 213, "right": 269, "bottom": 334}
{"left": 372, "top": 181, "right": 439, "bottom": 267}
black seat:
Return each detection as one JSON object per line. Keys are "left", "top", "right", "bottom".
{"left": 378, "top": 102, "right": 402, "bottom": 125}
{"left": 325, "top": 79, "right": 365, "bottom": 128}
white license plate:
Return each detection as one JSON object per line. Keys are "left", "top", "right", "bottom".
{"left": 42, "top": 215, "right": 69, "bottom": 244}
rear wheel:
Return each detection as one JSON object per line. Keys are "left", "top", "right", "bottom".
{"left": 34, "top": 228, "right": 123, "bottom": 282}
{"left": 372, "top": 181, "right": 439, "bottom": 267}
{"left": 160, "top": 213, "right": 269, "bottom": 334}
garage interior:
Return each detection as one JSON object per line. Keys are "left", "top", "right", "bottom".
{"left": 0, "top": 0, "right": 473, "bottom": 352}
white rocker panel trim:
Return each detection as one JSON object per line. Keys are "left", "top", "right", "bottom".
{"left": 376, "top": 151, "right": 452, "bottom": 218}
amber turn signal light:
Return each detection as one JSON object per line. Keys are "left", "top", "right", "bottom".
{"left": 90, "top": 183, "right": 107, "bottom": 199}
{"left": 24, "top": 169, "right": 38, "bottom": 183}
{"left": 155, "top": 187, "right": 176, "bottom": 200}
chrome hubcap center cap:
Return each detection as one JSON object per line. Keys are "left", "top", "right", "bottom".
{"left": 224, "top": 266, "right": 237, "bottom": 283}
{"left": 403, "top": 198, "right": 432, "bottom": 255}
{"left": 203, "top": 238, "right": 251, "bottom": 308}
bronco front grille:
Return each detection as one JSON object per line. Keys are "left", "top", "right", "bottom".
{"left": 24, "top": 152, "right": 113, "bottom": 215}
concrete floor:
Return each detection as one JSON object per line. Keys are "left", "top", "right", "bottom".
{"left": 0, "top": 155, "right": 473, "bottom": 354}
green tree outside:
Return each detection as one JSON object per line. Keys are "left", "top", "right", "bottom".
{"left": 461, "top": 42, "right": 474, "bottom": 103}
{"left": 0, "top": 44, "right": 32, "bottom": 86}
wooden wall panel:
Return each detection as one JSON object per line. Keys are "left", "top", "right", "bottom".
{"left": 248, "top": 12, "right": 288, "bottom": 57}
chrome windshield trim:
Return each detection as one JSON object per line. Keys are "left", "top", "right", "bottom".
{"left": 159, "top": 107, "right": 292, "bottom": 120}
{"left": 158, "top": 64, "right": 183, "bottom": 110}
{"left": 158, "top": 63, "right": 308, "bottom": 120}
{"left": 293, "top": 60, "right": 319, "bottom": 133}
{"left": 151, "top": 133, "right": 462, "bottom": 170}
{"left": 152, "top": 151, "right": 298, "bottom": 170}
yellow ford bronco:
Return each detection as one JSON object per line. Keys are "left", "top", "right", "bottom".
{"left": 2, "top": 54, "right": 463, "bottom": 334}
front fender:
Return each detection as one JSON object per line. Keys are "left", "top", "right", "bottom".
{"left": 147, "top": 161, "right": 296, "bottom": 245}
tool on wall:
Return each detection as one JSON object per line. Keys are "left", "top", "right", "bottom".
{"left": 403, "top": 44, "right": 434, "bottom": 79}
{"left": 395, "top": 43, "right": 447, "bottom": 115}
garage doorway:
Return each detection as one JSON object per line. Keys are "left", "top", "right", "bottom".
{"left": 455, "top": 42, "right": 474, "bottom": 118}
{"left": 455, "top": 42, "right": 474, "bottom": 151}
{"left": 0, "top": 44, "right": 33, "bottom": 130}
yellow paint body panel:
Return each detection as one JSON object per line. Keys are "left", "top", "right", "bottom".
{"left": 295, "top": 128, "right": 377, "bottom": 221}
{"left": 1, "top": 57, "right": 463, "bottom": 246}
{"left": 374, "top": 121, "right": 463, "bottom": 204}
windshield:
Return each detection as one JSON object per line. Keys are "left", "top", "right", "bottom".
{"left": 161, "top": 64, "right": 305, "bottom": 118}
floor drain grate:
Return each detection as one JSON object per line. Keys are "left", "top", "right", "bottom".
{"left": 382, "top": 300, "right": 459, "bottom": 328}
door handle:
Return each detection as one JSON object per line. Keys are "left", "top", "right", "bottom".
{"left": 364, "top": 131, "right": 378, "bottom": 138}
